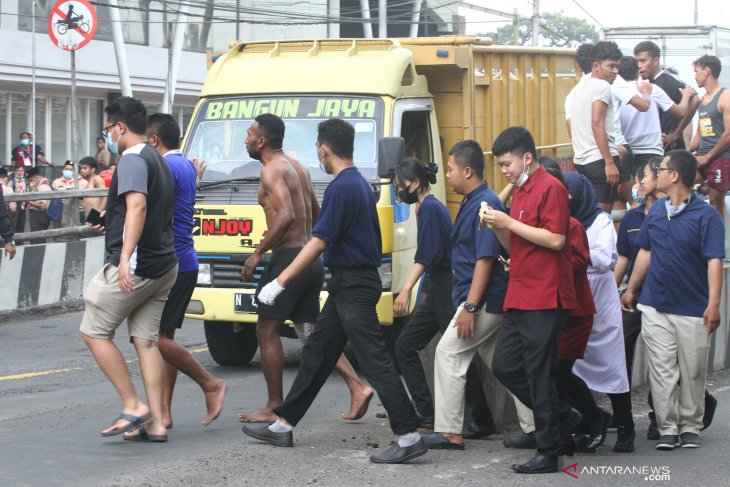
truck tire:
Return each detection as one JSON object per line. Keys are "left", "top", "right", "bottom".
{"left": 204, "top": 321, "right": 258, "bottom": 366}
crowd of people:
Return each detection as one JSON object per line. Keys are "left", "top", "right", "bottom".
{"left": 1, "top": 37, "right": 727, "bottom": 476}
{"left": 0, "top": 129, "right": 119, "bottom": 243}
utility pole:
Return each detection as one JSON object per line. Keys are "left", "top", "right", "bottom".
{"left": 512, "top": 8, "right": 519, "bottom": 45}
{"left": 378, "top": 0, "right": 387, "bottom": 38}
{"left": 108, "top": 0, "right": 133, "bottom": 96}
{"left": 694, "top": 0, "right": 699, "bottom": 24}
{"left": 31, "top": 1, "right": 36, "bottom": 163}
{"left": 410, "top": 0, "right": 423, "bottom": 38}
{"left": 532, "top": 0, "right": 540, "bottom": 46}
{"left": 360, "top": 0, "right": 373, "bottom": 38}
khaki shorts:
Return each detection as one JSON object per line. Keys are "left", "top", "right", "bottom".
{"left": 80, "top": 263, "right": 178, "bottom": 342}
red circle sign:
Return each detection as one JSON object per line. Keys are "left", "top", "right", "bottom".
{"left": 47, "top": 0, "right": 97, "bottom": 51}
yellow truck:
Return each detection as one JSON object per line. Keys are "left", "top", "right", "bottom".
{"left": 183, "top": 36, "right": 576, "bottom": 365}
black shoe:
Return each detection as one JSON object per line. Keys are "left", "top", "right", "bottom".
{"left": 462, "top": 421, "right": 497, "bottom": 440}
{"left": 556, "top": 436, "right": 576, "bottom": 457}
{"left": 562, "top": 408, "right": 583, "bottom": 436}
{"left": 511, "top": 453, "right": 559, "bottom": 474}
{"left": 655, "top": 435, "right": 679, "bottom": 451}
{"left": 416, "top": 413, "right": 434, "bottom": 430}
{"left": 585, "top": 409, "right": 610, "bottom": 450}
{"left": 647, "top": 412, "right": 660, "bottom": 440}
{"left": 370, "top": 438, "right": 428, "bottom": 464}
{"left": 503, "top": 432, "right": 537, "bottom": 449}
{"left": 614, "top": 426, "right": 636, "bottom": 452}
{"left": 423, "top": 432, "right": 465, "bottom": 450}
{"left": 702, "top": 393, "right": 717, "bottom": 431}
{"left": 242, "top": 423, "right": 293, "bottom": 447}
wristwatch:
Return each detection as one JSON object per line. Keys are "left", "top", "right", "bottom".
{"left": 464, "top": 302, "right": 478, "bottom": 313}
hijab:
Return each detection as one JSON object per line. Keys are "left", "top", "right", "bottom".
{"left": 563, "top": 171, "right": 603, "bottom": 229}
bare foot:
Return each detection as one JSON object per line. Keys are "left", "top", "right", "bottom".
{"left": 341, "top": 386, "right": 374, "bottom": 421}
{"left": 101, "top": 404, "right": 151, "bottom": 436}
{"left": 238, "top": 406, "right": 279, "bottom": 423}
{"left": 202, "top": 379, "right": 228, "bottom": 426}
{"left": 162, "top": 411, "right": 173, "bottom": 430}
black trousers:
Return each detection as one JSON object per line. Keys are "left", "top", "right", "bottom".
{"left": 275, "top": 267, "right": 419, "bottom": 435}
{"left": 14, "top": 209, "right": 26, "bottom": 236}
{"left": 622, "top": 307, "right": 643, "bottom": 382}
{"left": 395, "top": 268, "right": 492, "bottom": 424}
{"left": 492, "top": 308, "right": 568, "bottom": 454}
{"left": 28, "top": 210, "right": 50, "bottom": 244}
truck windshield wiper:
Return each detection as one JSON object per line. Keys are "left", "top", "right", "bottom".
{"left": 199, "top": 177, "right": 261, "bottom": 189}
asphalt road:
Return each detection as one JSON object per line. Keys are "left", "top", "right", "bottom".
{"left": 1, "top": 310, "right": 729, "bottom": 487}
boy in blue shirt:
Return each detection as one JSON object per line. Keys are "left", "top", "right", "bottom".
{"left": 140, "top": 113, "right": 227, "bottom": 433}
{"left": 243, "top": 118, "right": 426, "bottom": 464}
{"left": 622, "top": 150, "right": 724, "bottom": 450}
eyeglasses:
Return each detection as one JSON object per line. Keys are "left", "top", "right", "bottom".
{"left": 655, "top": 166, "right": 676, "bottom": 176}
{"left": 101, "top": 122, "right": 119, "bottom": 137}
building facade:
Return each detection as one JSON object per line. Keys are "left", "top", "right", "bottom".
{"left": 0, "top": 1, "right": 455, "bottom": 165}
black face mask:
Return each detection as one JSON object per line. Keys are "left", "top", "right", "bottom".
{"left": 397, "top": 183, "right": 419, "bottom": 204}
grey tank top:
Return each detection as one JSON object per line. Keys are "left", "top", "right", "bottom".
{"left": 698, "top": 87, "right": 730, "bottom": 158}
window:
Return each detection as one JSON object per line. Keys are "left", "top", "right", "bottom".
{"left": 400, "top": 110, "right": 433, "bottom": 163}
{"left": 10, "top": 94, "right": 30, "bottom": 151}
{"left": 51, "top": 97, "right": 69, "bottom": 163}
{"left": 0, "top": 94, "right": 7, "bottom": 163}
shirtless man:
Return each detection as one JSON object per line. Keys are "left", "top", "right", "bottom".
{"left": 238, "top": 114, "right": 373, "bottom": 423}
{"left": 79, "top": 156, "right": 107, "bottom": 216}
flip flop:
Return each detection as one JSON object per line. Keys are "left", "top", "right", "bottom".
{"left": 123, "top": 427, "right": 168, "bottom": 443}
{"left": 101, "top": 412, "right": 152, "bottom": 437}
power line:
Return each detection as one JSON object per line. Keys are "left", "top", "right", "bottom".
{"left": 571, "top": 0, "right": 602, "bottom": 27}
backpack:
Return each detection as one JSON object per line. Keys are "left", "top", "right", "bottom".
{"left": 45, "top": 184, "right": 64, "bottom": 222}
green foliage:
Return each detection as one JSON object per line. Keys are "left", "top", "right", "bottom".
{"left": 477, "top": 11, "right": 599, "bottom": 47}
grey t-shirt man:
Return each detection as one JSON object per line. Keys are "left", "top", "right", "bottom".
{"left": 105, "top": 142, "right": 177, "bottom": 279}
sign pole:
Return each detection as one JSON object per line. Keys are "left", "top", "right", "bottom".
{"left": 70, "top": 50, "right": 80, "bottom": 174}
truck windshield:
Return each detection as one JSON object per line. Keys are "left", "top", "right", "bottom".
{"left": 183, "top": 95, "right": 384, "bottom": 182}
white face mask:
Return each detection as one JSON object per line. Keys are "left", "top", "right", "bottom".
{"left": 515, "top": 154, "right": 530, "bottom": 187}
{"left": 665, "top": 194, "right": 691, "bottom": 219}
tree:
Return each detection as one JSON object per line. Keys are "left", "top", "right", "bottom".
{"left": 478, "top": 11, "right": 599, "bottom": 48}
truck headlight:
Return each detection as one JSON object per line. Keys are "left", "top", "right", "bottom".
{"left": 197, "top": 263, "right": 212, "bottom": 285}
{"left": 378, "top": 258, "right": 392, "bottom": 290}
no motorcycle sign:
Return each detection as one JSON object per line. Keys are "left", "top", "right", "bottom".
{"left": 47, "top": 0, "right": 97, "bottom": 51}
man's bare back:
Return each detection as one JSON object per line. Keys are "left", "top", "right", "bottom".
{"left": 286, "top": 154, "right": 319, "bottom": 240}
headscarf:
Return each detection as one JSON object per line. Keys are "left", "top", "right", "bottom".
{"left": 563, "top": 171, "right": 603, "bottom": 229}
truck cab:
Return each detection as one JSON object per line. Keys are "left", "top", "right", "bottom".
{"left": 183, "top": 36, "right": 576, "bottom": 365}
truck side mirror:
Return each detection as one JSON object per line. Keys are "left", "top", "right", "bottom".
{"left": 378, "top": 137, "right": 405, "bottom": 179}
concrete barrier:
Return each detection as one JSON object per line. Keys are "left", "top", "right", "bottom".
{"left": 0, "top": 237, "right": 104, "bottom": 311}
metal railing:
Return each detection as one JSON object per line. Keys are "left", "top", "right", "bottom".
{"left": 4, "top": 188, "right": 108, "bottom": 242}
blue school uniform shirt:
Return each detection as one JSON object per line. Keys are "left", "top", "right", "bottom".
{"left": 415, "top": 194, "right": 452, "bottom": 273}
{"left": 451, "top": 182, "right": 508, "bottom": 313}
{"left": 616, "top": 204, "right": 646, "bottom": 281}
{"left": 313, "top": 166, "right": 382, "bottom": 269}
{"left": 636, "top": 195, "right": 725, "bottom": 317}
{"left": 164, "top": 150, "right": 198, "bottom": 272}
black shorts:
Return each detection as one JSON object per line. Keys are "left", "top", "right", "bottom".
{"left": 631, "top": 153, "right": 663, "bottom": 179}
{"left": 255, "top": 247, "right": 325, "bottom": 323}
{"left": 159, "top": 269, "right": 198, "bottom": 329}
{"left": 575, "top": 156, "right": 631, "bottom": 204}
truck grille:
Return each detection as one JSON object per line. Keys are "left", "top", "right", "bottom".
{"left": 202, "top": 254, "right": 329, "bottom": 289}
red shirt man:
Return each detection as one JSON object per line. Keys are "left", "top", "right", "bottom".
{"left": 481, "top": 127, "right": 576, "bottom": 475}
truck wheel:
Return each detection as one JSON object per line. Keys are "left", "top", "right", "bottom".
{"left": 204, "top": 321, "right": 258, "bottom": 366}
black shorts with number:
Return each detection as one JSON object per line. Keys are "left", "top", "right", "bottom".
{"left": 160, "top": 269, "right": 198, "bottom": 329}
{"left": 255, "top": 247, "right": 325, "bottom": 323}
{"left": 575, "top": 156, "right": 631, "bottom": 204}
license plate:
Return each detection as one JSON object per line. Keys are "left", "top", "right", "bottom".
{"left": 234, "top": 293, "right": 258, "bottom": 313}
